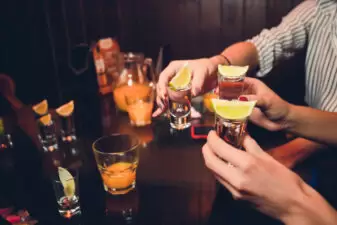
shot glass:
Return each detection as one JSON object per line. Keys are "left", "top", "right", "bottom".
{"left": 37, "top": 114, "right": 58, "bottom": 152}
{"left": 32, "top": 99, "right": 48, "bottom": 120}
{"left": 215, "top": 114, "right": 247, "bottom": 149}
{"left": 56, "top": 101, "right": 76, "bottom": 142}
{"left": 52, "top": 168, "right": 81, "bottom": 218}
{"left": 125, "top": 85, "right": 154, "bottom": 127}
{"left": 92, "top": 134, "right": 140, "bottom": 195}
{"left": 168, "top": 86, "right": 192, "bottom": 130}
{"left": 218, "top": 70, "right": 246, "bottom": 100}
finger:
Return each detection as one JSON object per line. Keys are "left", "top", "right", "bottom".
{"left": 249, "top": 108, "right": 282, "bottom": 131}
{"left": 242, "top": 135, "right": 264, "bottom": 156}
{"left": 207, "top": 131, "right": 251, "bottom": 168}
{"left": 202, "top": 143, "right": 242, "bottom": 187}
{"left": 157, "top": 62, "right": 180, "bottom": 96}
{"left": 152, "top": 108, "right": 163, "bottom": 117}
{"left": 152, "top": 96, "right": 167, "bottom": 117}
{"left": 191, "top": 70, "right": 207, "bottom": 96}
{"left": 214, "top": 175, "right": 243, "bottom": 199}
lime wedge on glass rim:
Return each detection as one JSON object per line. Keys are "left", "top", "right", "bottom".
{"left": 56, "top": 100, "right": 74, "bottom": 117}
{"left": 169, "top": 63, "right": 192, "bottom": 90}
{"left": 32, "top": 99, "right": 48, "bottom": 116}
{"left": 58, "top": 167, "right": 75, "bottom": 199}
{"left": 211, "top": 99, "right": 256, "bottom": 120}
{"left": 218, "top": 65, "right": 249, "bottom": 78}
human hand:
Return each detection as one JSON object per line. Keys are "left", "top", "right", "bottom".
{"left": 241, "top": 77, "right": 292, "bottom": 131}
{"left": 202, "top": 131, "right": 307, "bottom": 222}
{"left": 153, "top": 58, "right": 220, "bottom": 117}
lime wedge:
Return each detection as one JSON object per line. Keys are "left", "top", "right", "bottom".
{"left": 32, "top": 99, "right": 48, "bottom": 116}
{"left": 58, "top": 167, "right": 75, "bottom": 199}
{"left": 169, "top": 63, "right": 192, "bottom": 90}
{"left": 39, "top": 114, "right": 52, "bottom": 126}
{"left": 211, "top": 99, "right": 256, "bottom": 120}
{"left": 56, "top": 100, "right": 74, "bottom": 117}
{"left": 218, "top": 65, "right": 249, "bottom": 78}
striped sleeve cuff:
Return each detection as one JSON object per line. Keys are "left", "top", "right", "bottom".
{"left": 246, "top": 32, "right": 274, "bottom": 77}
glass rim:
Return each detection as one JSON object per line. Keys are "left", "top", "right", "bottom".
{"left": 92, "top": 133, "right": 140, "bottom": 155}
{"left": 215, "top": 113, "right": 248, "bottom": 121}
{"left": 218, "top": 73, "right": 246, "bottom": 81}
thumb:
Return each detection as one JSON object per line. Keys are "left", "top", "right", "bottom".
{"left": 242, "top": 135, "right": 264, "bottom": 155}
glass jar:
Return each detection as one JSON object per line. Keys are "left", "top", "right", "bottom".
{"left": 113, "top": 53, "right": 155, "bottom": 112}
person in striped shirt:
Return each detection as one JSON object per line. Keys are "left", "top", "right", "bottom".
{"left": 155, "top": 0, "right": 337, "bottom": 169}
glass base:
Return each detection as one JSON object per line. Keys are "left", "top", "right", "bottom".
{"left": 169, "top": 111, "right": 191, "bottom": 130}
{"left": 61, "top": 135, "right": 77, "bottom": 142}
{"left": 59, "top": 206, "right": 81, "bottom": 219}
{"left": 104, "top": 182, "right": 136, "bottom": 195}
{"left": 169, "top": 122, "right": 191, "bottom": 130}
{"left": 57, "top": 196, "right": 81, "bottom": 219}
{"left": 130, "top": 120, "right": 151, "bottom": 127}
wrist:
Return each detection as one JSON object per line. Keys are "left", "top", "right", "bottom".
{"left": 283, "top": 103, "right": 297, "bottom": 132}
{"left": 209, "top": 55, "right": 231, "bottom": 73}
{"left": 281, "top": 182, "right": 337, "bottom": 225}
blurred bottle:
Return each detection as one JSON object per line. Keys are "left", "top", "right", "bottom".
{"left": 93, "top": 38, "right": 121, "bottom": 95}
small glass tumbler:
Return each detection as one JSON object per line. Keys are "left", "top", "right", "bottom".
{"left": 218, "top": 72, "right": 246, "bottom": 100}
{"left": 52, "top": 169, "right": 81, "bottom": 218}
{"left": 215, "top": 114, "right": 247, "bottom": 149}
{"left": 125, "top": 85, "right": 154, "bottom": 127}
{"left": 168, "top": 86, "right": 192, "bottom": 130}
{"left": 92, "top": 134, "right": 140, "bottom": 195}
{"left": 37, "top": 114, "right": 58, "bottom": 152}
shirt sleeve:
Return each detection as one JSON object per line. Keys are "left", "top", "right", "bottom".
{"left": 247, "top": 0, "right": 317, "bottom": 77}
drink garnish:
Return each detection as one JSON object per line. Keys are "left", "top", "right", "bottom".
{"left": 32, "top": 99, "right": 48, "bottom": 116}
{"left": 218, "top": 65, "right": 249, "bottom": 78}
{"left": 211, "top": 99, "right": 256, "bottom": 120}
{"left": 56, "top": 100, "right": 74, "bottom": 117}
{"left": 58, "top": 167, "right": 75, "bottom": 199}
{"left": 0, "top": 118, "right": 4, "bottom": 135}
{"left": 39, "top": 114, "right": 52, "bottom": 126}
{"left": 169, "top": 63, "right": 192, "bottom": 90}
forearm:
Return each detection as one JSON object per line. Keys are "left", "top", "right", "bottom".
{"left": 282, "top": 182, "right": 337, "bottom": 225}
{"left": 287, "top": 105, "right": 337, "bottom": 146}
{"left": 209, "top": 41, "right": 259, "bottom": 70}
{"left": 268, "top": 138, "right": 326, "bottom": 168}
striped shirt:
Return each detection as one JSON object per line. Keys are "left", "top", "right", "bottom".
{"left": 248, "top": 0, "right": 337, "bottom": 112}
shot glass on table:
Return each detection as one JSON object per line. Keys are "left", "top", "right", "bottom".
{"left": 56, "top": 100, "right": 76, "bottom": 142}
{"left": 52, "top": 167, "right": 81, "bottom": 218}
{"left": 37, "top": 114, "right": 58, "bottom": 152}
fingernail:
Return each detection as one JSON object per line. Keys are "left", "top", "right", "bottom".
{"left": 239, "top": 96, "right": 248, "bottom": 101}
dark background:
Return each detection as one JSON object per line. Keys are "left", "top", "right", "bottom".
{"left": 0, "top": 0, "right": 305, "bottom": 108}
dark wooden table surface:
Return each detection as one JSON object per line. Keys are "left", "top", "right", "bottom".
{"left": 3, "top": 90, "right": 337, "bottom": 225}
